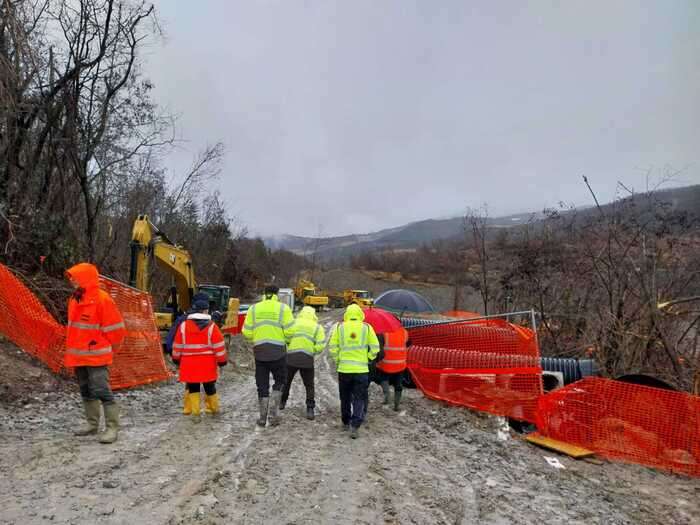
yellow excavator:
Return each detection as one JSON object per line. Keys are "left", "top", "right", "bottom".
{"left": 293, "top": 279, "right": 329, "bottom": 309}
{"left": 129, "top": 215, "right": 239, "bottom": 346}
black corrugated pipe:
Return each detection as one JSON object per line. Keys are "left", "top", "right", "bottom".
{"left": 540, "top": 357, "right": 599, "bottom": 385}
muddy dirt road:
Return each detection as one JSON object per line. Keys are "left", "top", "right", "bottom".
{"left": 1, "top": 313, "right": 699, "bottom": 524}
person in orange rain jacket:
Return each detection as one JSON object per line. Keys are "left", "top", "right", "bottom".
{"left": 172, "top": 293, "right": 227, "bottom": 417}
{"left": 376, "top": 328, "right": 409, "bottom": 412}
{"left": 65, "top": 263, "right": 126, "bottom": 444}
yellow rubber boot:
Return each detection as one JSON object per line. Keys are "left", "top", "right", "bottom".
{"left": 189, "top": 392, "right": 201, "bottom": 417}
{"left": 182, "top": 388, "right": 192, "bottom": 415}
{"left": 205, "top": 393, "right": 220, "bottom": 415}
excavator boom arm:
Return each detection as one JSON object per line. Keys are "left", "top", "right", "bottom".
{"left": 129, "top": 215, "right": 197, "bottom": 314}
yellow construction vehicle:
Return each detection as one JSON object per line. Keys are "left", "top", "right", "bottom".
{"left": 343, "top": 289, "right": 373, "bottom": 307}
{"left": 323, "top": 289, "right": 373, "bottom": 308}
{"left": 293, "top": 279, "right": 329, "bottom": 309}
{"left": 129, "top": 215, "right": 239, "bottom": 345}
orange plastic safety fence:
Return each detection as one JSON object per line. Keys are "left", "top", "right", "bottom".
{"left": 0, "top": 263, "right": 66, "bottom": 372}
{"left": 0, "top": 263, "right": 171, "bottom": 390}
{"left": 99, "top": 276, "right": 171, "bottom": 389}
{"left": 537, "top": 377, "right": 700, "bottom": 477}
{"left": 407, "top": 319, "right": 542, "bottom": 422}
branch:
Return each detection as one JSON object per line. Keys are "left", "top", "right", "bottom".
{"left": 0, "top": 209, "right": 16, "bottom": 255}
{"left": 171, "top": 142, "right": 225, "bottom": 208}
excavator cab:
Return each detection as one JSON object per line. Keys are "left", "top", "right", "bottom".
{"left": 197, "top": 284, "right": 240, "bottom": 337}
{"left": 198, "top": 284, "right": 230, "bottom": 313}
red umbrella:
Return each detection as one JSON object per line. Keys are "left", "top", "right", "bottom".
{"left": 362, "top": 307, "right": 402, "bottom": 334}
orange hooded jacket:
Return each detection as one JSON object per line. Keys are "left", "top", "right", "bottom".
{"left": 65, "top": 263, "right": 126, "bottom": 367}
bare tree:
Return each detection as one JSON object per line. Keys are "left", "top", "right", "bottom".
{"left": 464, "top": 205, "right": 491, "bottom": 315}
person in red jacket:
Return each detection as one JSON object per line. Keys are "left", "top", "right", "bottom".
{"left": 65, "top": 263, "right": 126, "bottom": 443}
{"left": 172, "top": 293, "right": 227, "bottom": 417}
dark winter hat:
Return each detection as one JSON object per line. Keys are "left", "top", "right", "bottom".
{"left": 192, "top": 292, "right": 210, "bottom": 311}
{"left": 264, "top": 284, "right": 279, "bottom": 297}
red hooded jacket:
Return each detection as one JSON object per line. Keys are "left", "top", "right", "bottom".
{"left": 173, "top": 314, "right": 227, "bottom": 383}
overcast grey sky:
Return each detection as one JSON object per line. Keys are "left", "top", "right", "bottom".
{"left": 145, "top": 1, "right": 700, "bottom": 237}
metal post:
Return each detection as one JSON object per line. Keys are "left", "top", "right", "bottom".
{"left": 530, "top": 308, "right": 540, "bottom": 348}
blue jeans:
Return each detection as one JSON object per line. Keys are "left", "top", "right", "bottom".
{"left": 338, "top": 372, "right": 369, "bottom": 429}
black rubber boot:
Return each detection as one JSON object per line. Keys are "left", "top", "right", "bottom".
{"left": 381, "top": 382, "right": 390, "bottom": 405}
{"left": 269, "top": 391, "right": 282, "bottom": 426}
{"left": 393, "top": 390, "right": 402, "bottom": 412}
{"left": 257, "top": 397, "right": 269, "bottom": 427}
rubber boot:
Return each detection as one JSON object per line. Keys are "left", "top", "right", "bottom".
{"left": 205, "top": 393, "right": 220, "bottom": 415}
{"left": 182, "top": 388, "right": 192, "bottom": 415}
{"left": 393, "top": 390, "right": 402, "bottom": 412}
{"left": 189, "top": 392, "right": 201, "bottom": 421}
{"left": 74, "top": 399, "right": 101, "bottom": 436}
{"left": 268, "top": 390, "right": 282, "bottom": 426}
{"left": 98, "top": 403, "right": 120, "bottom": 444}
{"left": 306, "top": 404, "right": 315, "bottom": 421}
{"left": 350, "top": 426, "right": 359, "bottom": 439}
{"left": 257, "top": 397, "right": 269, "bottom": 427}
{"left": 381, "top": 382, "right": 390, "bottom": 405}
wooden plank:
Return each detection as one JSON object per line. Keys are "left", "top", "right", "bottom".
{"left": 525, "top": 432, "right": 595, "bottom": 459}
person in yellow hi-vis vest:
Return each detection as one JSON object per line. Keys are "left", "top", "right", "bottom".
{"left": 242, "top": 285, "right": 294, "bottom": 427}
{"left": 328, "top": 304, "right": 380, "bottom": 439}
{"left": 280, "top": 306, "right": 326, "bottom": 420}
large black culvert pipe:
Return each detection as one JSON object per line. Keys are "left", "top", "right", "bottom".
{"left": 540, "top": 357, "right": 598, "bottom": 385}
{"left": 616, "top": 374, "right": 676, "bottom": 391}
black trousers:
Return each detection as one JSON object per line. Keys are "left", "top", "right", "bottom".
{"left": 379, "top": 370, "right": 404, "bottom": 392}
{"left": 281, "top": 366, "right": 315, "bottom": 408}
{"left": 338, "top": 372, "right": 369, "bottom": 429}
{"left": 186, "top": 382, "right": 216, "bottom": 395}
{"left": 76, "top": 366, "right": 114, "bottom": 404}
{"left": 255, "top": 357, "right": 287, "bottom": 399}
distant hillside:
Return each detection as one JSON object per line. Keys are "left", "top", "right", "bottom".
{"left": 266, "top": 184, "right": 700, "bottom": 259}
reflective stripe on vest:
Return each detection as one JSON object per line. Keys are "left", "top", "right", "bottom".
{"left": 377, "top": 332, "right": 407, "bottom": 372}
{"left": 68, "top": 321, "right": 101, "bottom": 330}
{"left": 174, "top": 320, "right": 225, "bottom": 357}
{"left": 102, "top": 322, "right": 126, "bottom": 332}
{"left": 247, "top": 304, "right": 289, "bottom": 330}
{"left": 287, "top": 349, "right": 315, "bottom": 356}
{"left": 67, "top": 321, "right": 125, "bottom": 332}
{"left": 66, "top": 346, "right": 112, "bottom": 356}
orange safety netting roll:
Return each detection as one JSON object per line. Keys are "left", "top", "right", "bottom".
{"left": 408, "top": 319, "right": 542, "bottom": 422}
{"left": 537, "top": 377, "right": 700, "bottom": 477}
{"left": 0, "top": 263, "right": 171, "bottom": 390}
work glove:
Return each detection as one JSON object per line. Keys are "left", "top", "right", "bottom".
{"left": 218, "top": 360, "right": 227, "bottom": 368}
{"left": 172, "top": 359, "right": 180, "bottom": 367}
